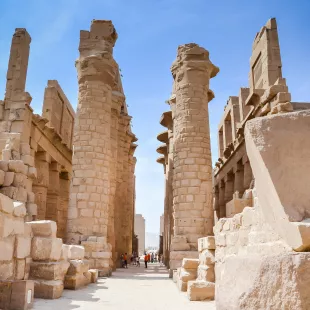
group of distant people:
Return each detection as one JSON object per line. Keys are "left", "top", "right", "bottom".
{"left": 119, "top": 252, "right": 164, "bottom": 269}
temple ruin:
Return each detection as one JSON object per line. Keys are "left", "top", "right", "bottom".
{"left": 158, "top": 17, "right": 310, "bottom": 308}
{"left": 0, "top": 20, "right": 137, "bottom": 308}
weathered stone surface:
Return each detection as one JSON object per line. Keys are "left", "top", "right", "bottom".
{"left": 30, "top": 261, "right": 70, "bottom": 281}
{"left": 14, "top": 259, "right": 26, "bottom": 280}
{"left": 0, "top": 236, "right": 14, "bottom": 261}
{"left": 0, "top": 193, "right": 14, "bottom": 214}
{"left": 12, "top": 201, "right": 26, "bottom": 217}
{"left": 199, "top": 249, "right": 215, "bottom": 266}
{"left": 197, "top": 265, "right": 215, "bottom": 282}
{"left": 198, "top": 236, "right": 215, "bottom": 252}
{"left": 215, "top": 252, "right": 310, "bottom": 310}
{"left": 0, "top": 261, "right": 14, "bottom": 280}
{"left": 89, "top": 269, "right": 98, "bottom": 283}
{"left": 33, "top": 279, "right": 64, "bottom": 299}
{"left": 28, "top": 220, "right": 57, "bottom": 238}
{"left": 68, "top": 245, "right": 85, "bottom": 260}
{"left": 64, "top": 274, "right": 89, "bottom": 290}
{"left": 182, "top": 258, "right": 199, "bottom": 270}
{"left": 31, "top": 237, "right": 62, "bottom": 261}
{"left": 14, "top": 235, "right": 31, "bottom": 259}
{"left": 66, "top": 259, "right": 89, "bottom": 275}
{"left": 187, "top": 280, "right": 215, "bottom": 301}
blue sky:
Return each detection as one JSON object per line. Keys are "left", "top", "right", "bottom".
{"left": 0, "top": 0, "right": 309, "bottom": 233}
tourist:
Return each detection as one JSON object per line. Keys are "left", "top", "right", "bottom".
{"left": 151, "top": 252, "right": 154, "bottom": 263}
{"left": 144, "top": 252, "right": 148, "bottom": 268}
{"left": 136, "top": 255, "right": 140, "bottom": 267}
{"left": 124, "top": 252, "right": 128, "bottom": 268}
{"left": 147, "top": 252, "right": 151, "bottom": 263}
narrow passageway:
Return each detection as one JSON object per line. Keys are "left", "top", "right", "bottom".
{"left": 33, "top": 263, "right": 215, "bottom": 309}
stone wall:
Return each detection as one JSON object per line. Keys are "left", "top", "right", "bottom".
{"left": 214, "top": 111, "right": 310, "bottom": 309}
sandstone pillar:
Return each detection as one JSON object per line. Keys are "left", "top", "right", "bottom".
{"left": 224, "top": 174, "right": 234, "bottom": 204}
{"left": 33, "top": 151, "right": 50, "bottom": 220}
{"left": 108, "top": 91, "right": 124, "bottom": 269}
{"left": 67, "top": 21, "right": 118, "bottom": 271}
{"left": 58, "top": 172, "right": 70, "bottom": 240}
{"left": 219, "top": 181, "right": 226, "bottom": 218}
{"left": 46, "top": 162, "right": 61, "bottom": 223}
{"left": 169, "top": 44, "right": 219, "bottom": 270}
{"left": 243, "top": 156, "right": 253, "bottom": 190}
{"left": 114, "top": 113, "right": 131, "bottom": 265}
{"left": 233, "top": 163, "right": 244, "bottom": 197}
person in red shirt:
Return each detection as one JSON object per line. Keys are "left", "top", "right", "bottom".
{"left": 123, "top": 253, "right": 128, "bottom": 268}
{"left": 144, "top": 252, "right": 148, "bottom": 268}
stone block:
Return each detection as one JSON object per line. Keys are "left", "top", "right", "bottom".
{"left": 67, "top": 260, "right": 89, "bottom": 275}
{"left": 15, "top": 259, "right": 26, "bottom": 280}
{"left": 0, "top": 212, "right": 13, "bottom": 238}
{"left": 13, "top": 201, "right": 27, "bottom": 217}
{"left": 0, "top": 160, "right": 9, "bottom": 171}
{"left": 12, "top": 173, "right": 26, "bottom": 187}
{"left": 177, "top": 279, "right": 188, "bottom": 292}
{"left": 15, "top": 236, "right": 31, "bottom": 259}
{"left": 91, "top": 251, "right": 111, "bottom": 259}
{"left": 98, "top": 268, "right": 112, "bottom": 277}
{"left": 0, "top": 193, "right": 14, "bottom": 214}
{"left": 24, "top": 258, "right": 32, "bottom": 280}
{"left": 12, "top": 217, "right": 25, "bottom": 235}
{"left": 68, "top": 245, "right": 85, "bottom": 260}
{"left": 0, "top": 236, "right": 14, "bottom": 261}
{"left": 89, "top": 269, "right": 98, "bottom": 283}
{"left": 81, "top": 240, "right": 104, "bottom": 252}
{"left": 182, "top": 258, "right": 199, "bottom": 270}
{"left": 0, "top": 261, "right": 14, "bottom": 280}
{"left": 94, "top": 258, "right": 110, "bottom": 270}
{"left": 198, "top": 236, "right": 215, "bottom": 252}
{"left": 64, "top": 273, "right": 89, "bottom": 290}
{"left": 20, "top": 143, "right": 31, "bottom": 156}
{"left": 31, "top": 237, "right": 62, "bottom": 261}
{"left": 28, "top": 220, "right": 57, "bottom": 238}
{"left": 172, "top": 269, "right": 178, "bottom": 283}
{"left": 0, "top": 280, "right": 34, "bottom": 310}
{"left": 15, "top": 187, "right": 27, "bottom": 202}
{"left": 197, "top": 265, "right": 215, "bottom": 282}
{"left": 27, "top": 167, "right": 37, "bottom": 180}
{"left": 0, "top": 186, "right": 17, "bottom": 200}
{"left": 0, "top": 170, "right": 4, "bottom": 185}
{"left": 26, "top": 203, "right": 37, "bottom": 217}
{"left": 187, "top": 280, "right": 215, "bottom": 301}
{"left": 8, "top": 160, "right": 24, "bottom": 173}
{"left": 179, "top": 268, "right": 197, "bottom": 282}
{"left": 33, "top": 279, "right": 64, "bottom": 299}
{"left": 21, "top": 155, "right": 34, "bottom": 167}
{"left": 199, "top": 249, "right": 215, "bottom": 266}
{"left": 30, "top": 261, "right": 70, "bottom": 281}
{"left": 61, "top": 244, "right": 70, "bottom": 261}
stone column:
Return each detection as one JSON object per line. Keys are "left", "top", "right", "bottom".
{"left": 213, "top": 185, "right": 220, "bottom": 220}
{"left": 108, "top": 91, "right": 124, "bottom": 269}
{"left": 219, "top": 181, "right": 226, "bottom": 218}
{"left": 224, "top": 173, "right": 234, "bottom": 204}
{"left": 233, "top": 162, "right": 244, "bottom": 197}
{"left": 58, "top": 171, "right": 70, "bottom": 241}
{"left": 67, "top": 20, "right": 118, "bottom": 264}
{"left": 33, "top": 151, "right": 50, "bottom": 220}
{"left": 243, "top": 155, "right": 253, "bottom": 190}
{"left": 169, "top": 44, "right": 219, "bottom": 270}
{"left": 114, "top": 113, "right": 131, "bottom": 265}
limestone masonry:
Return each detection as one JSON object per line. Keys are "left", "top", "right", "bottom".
{"left": 0, "top": 20, "right": 138, "bottom": 307}
{"left": 157, "top": 17, "right": 310, "bottom": 308}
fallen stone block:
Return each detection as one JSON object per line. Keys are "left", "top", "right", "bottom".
{"left": 28, "top": 220, "right": 56, "bottom": 238}
{"left": 0, "top": 170, "right": 4, "bottom": 186}
{"left": 0, "top": 280, "right": 34, "bottom": 310}
{"left": 64, "top": 273, "right": 89, "bottom": 290}
{"left": 0, "top": 236, "right": 14, "bottom": 261}
{"left": 30, "top": 261, "right": 70, "bottom": 281}
{"left": 31, "top": 237, "right": 62, "bottom": 261}
{"left": 197, "top": 265, "right": 215, "bottom": 282}
{"left": 0, "top": 193, "right": 14, "bottom": 214}
{"left": 13, "top": 201, "right": 27, "bottom": 218}
{"left": 0, "top": 261, "right": 14, "bottom": 280}
{"left": 94, "top": 258, "right": 110, "bottom": 270}
{"left": 66, "top": 260, "right": 89, "bottom": 275}
{"left": 198, "top": 236, "right": 215, "bottom": 252}
{"left": 89, "top": 269, "right": 98, "bottom": 283}
{"left": 199, "top": 249, "right": 215, "bottom": 265}
{"left": 182, "top": 258, "right": 199, "bottom": 269}
{"left": 0, "top": 160, "right": 9, "bottom": 171}
{"left": 33, "top": 279, "right": 64, "bottom": 299}
{"left": 14, "top": 236, "right": 31, "bottom": 259}
{"left": 14, "top": 259, "right": 26, "bottom": 280}
{"left": 61, "top": 244, "right": 70, "bottom": 261}
{"left": 8, "top": 160, "right": 24, "bottom": 173}
{"left": 68, "top": 245, "right": 85, "bottom": 260}
{"left": 187, "top": 280, "right": 215, "bottom": 301}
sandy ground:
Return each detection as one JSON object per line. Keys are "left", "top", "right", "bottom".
{"left": 33, "top": 263, "right": 216, "bottom": 310}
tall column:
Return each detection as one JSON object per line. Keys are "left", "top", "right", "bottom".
{"left": 46, "top": 162, "right": 61, "bottom": 223}
{"left": 33, "top": 151, "right": 50, "bottom": 220}
{"left": 58, "top": 172, "right": 70, "bottom": 241}
{"left": 224, "top": 173, "right": 234, "bottom": 204}
{"left": 108, "top": 91, "right": 124, "bottom": 269}
{"left": 67, "top": 20, "right": 118, "bottom": 263}
{"left": 170, "top": 44, "right": 219, "bottom": 270}
{"left": 243, "top": 155, "right": 253, "bottom": 190}
{"left": 219, "top": 181, "right": 226, "bottom": 218}
{"left": 233, "top": 162, "right": 244, "bottom": 197}
{"left": 114, "top": 113, "right": 131, "bottom": 265}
